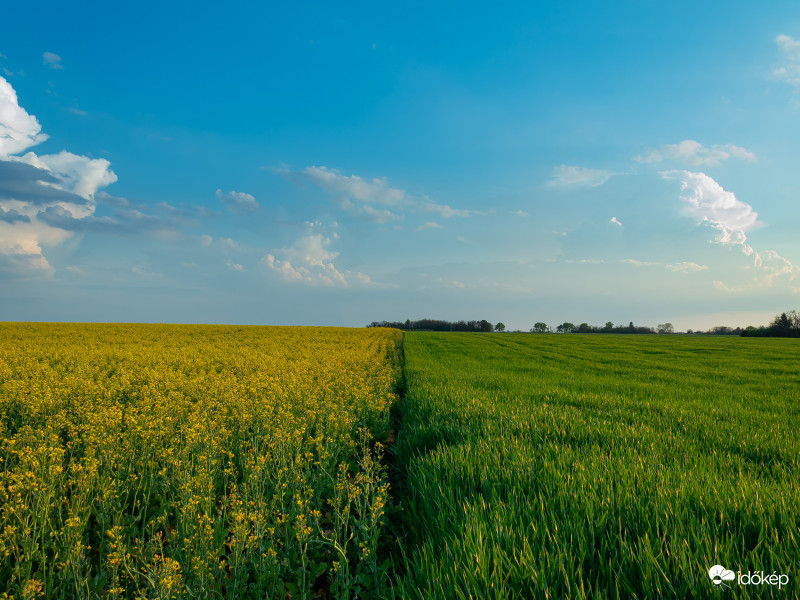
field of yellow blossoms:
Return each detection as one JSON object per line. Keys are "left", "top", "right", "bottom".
{"left": 0, "top": 323, "right": 402, "bottom": 600}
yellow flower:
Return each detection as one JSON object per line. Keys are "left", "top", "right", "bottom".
{"left": 0, "top": 323, "right": 401, "bottom": 595}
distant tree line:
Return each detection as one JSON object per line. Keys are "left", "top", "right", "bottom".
{"left": 530, "top": 321, "right": 659, "bottom": 334}
{"left": 368, "top": 319, "right": 659, "bottom": 334}
{"left": 703, "top": 326, "right": 742, "bottom": 335}
{"left": 368, "top": 311, "right": 800, "bottom": 337}
{"left": 368, "top": 319, "right": 494, "bottom": 332}
{"left": 740, "top": 310, "right": 800, "bottom": 338}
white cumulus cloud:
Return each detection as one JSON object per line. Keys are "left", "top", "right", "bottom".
{"left": 0, "top": 76, "right": 48, "bottom": 156}
{"left": 262, "top": 228, "right": 383, "bottom": 288}
{"left": 635, "top": 140, "right": 756, "bottom": 166}
{"left": 661, "top": 170, "right": 760, "bottom": 247}
{"left": 663, "top": 170, "right": 799, "bottom": 290}
{"left": 15, "top": 150, "right": 117, "bottom": 203}
{"left": 0, "top": 77, "right": 117, "bottom": 278}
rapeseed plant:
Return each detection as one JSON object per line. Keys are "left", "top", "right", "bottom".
{"left": 0, "top": 323, "right": 401, "bottom": 599}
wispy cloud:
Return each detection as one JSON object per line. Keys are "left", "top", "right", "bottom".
{"left": 42, "top": 52, "right": 63, "bottom": 70}
{"left": 339, "top": 198, "right": 401, "bottom": 224}
{"left": 216, "top": 189, "right": 259, "bottom": 213}
{"left": 417, "top": 201, "right": 478, "bottom": 218}
{"left": 635, "top": 140, "right": 756, "bottom": 166}
{"left": 65, "top": 265, "right": 86, "bottom": 276}
{"left": 281, "top": 165, "right": 408, "bottom": 223}
{"left": 549, "top": 165, "right": 615, "bottom": 188}
{"left": 131, "top": 263, "right": 162, "bottom": 279}
{"left": 620, "top": 259, "right": 661, "bottom": 267}
{"left": 296, "top": 166, "right": 407, "bottom": 206}
{"left": 65, "top": 193, "right": 211, "bottom": 238}
{"left": 36, "top": 205, "right": 118, "bottom": 232}
{"left": 31, "top": 201, "right": 182, "bottom": 238}
{"left": 666, "top": 261, "right": 708, "bottom": 273}
{"left": 153, "top": 200, "right": 219, "bottom": 222}
{"left": 620, "top": 258, "right": 709, "bottom": 273}
{"left": 713, "top": 280, "right": 750, "bottom": 293}
{"left": 416, "top": 221, "right": 443, "bottom": 232}
{"left": 775, "top": 34, "right": 800, "bottom": 87}
{"left": 749, "top": 249, "right": 800, "bottom": 288}
{"left": 280, "top": 165, "right": 478, "bottom": 223}
{"left": 220, "top": 237, "right": 240, "bottom": 250}
{"left": 565, "top": 259, "right": 604, "bottom": 264}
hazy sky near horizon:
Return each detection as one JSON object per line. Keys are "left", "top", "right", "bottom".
{"left": 2, "top": 1, "right": 800, "bottom": 331}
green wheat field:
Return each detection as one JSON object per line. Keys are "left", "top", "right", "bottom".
{"left": 393, "top": 332, "right": 799, "bottom": 599}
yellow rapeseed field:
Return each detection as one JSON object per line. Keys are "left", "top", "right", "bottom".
{"left": 0, "top": 323, "right": 402, "bottom": 600}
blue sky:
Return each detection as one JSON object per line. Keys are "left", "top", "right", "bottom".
{"left": 2, "top": 1, "right": 800, "bottom": 330}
